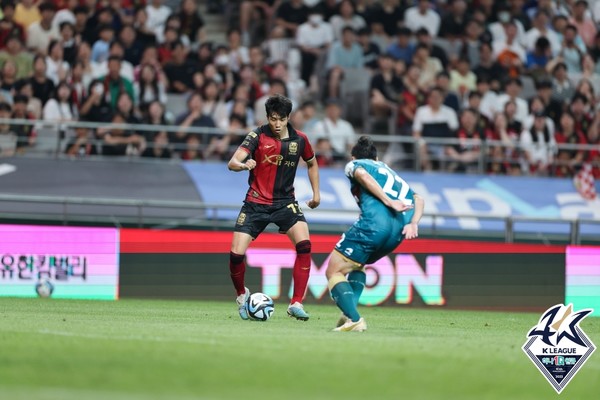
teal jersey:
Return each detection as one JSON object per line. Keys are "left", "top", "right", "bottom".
{"left": 344, "top": 159, "right": 415, "bottom": 226}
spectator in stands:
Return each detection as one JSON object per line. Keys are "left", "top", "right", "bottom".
{"left": 46, "top": 40, "right": 70, "bottom": 86}
{"left": 141, "top": 130, "right": 172, "bottom": 159}
{"left": 414, "top": 27, "right": 449, "bottom": 70}
{"left": 369, "top": 53, "right": 403, "bottom": 121}
{"left": 473, "top": 42, "right": 507, "bottom": 92}
{"left": 492, "top": 19, "right": 526, "bottom": 79}
{"left": 574, "top": 78, "right": 597, "bottom": 109}
{"left": 27, "top": 2, "right": 59, "bottom": 55}
{"left": 489, "top": 6, "right": 526, "bottom": 46}
{"left": 386, "top": 27, "right": 414, "bottom": 65}
{"left": 496, "top": 77, "right": 529, "bottom": 124}
{"left": 330, "top": 0, "right": 366, "bottom": 41}
{"left": 366, "top": 0, "right": 402, "bottom": 40}
{"left": 99, "top": 112, "right": 146, "bottom": 156}
{"left": 404, "top": 0, "right": 440, "bottom": 37}
{"left": 0, "top": 35, "right": 33, "bottom": 79}
{"left": 239, "top": 0, "right": 278, "bottom": 46}
{"left": 526, "top": 36, "right": 552, "bottom": 79}
{"left": 274, "top": 0, "right": 310, "bottom": 39}
{"left": 313, "top": 98, "right": 356, "bottom": 158}
{"left": 14, "top": 79, "right": 41, "bottom": 119}
{"left": 397, "top": 63, "right": 426, "bottom": 135}
{"left": 535, "top": 79, "right": 562, "bottom": 125}
{"left": 524, "top": 96, "right": 556, "bottom": 138}
{"left": 135, "top": 63, "right": 167, "bottom": 114}
{"left": 115, "top": 92, "right": 141, "bottom": 129}
{"left": 549, "top": 61, "right": 575, "bottom": 104}
{"left": 0, "top": 59, "right": 18, "bottom": 103}
{"left": 0, "top": 0, "right": 26, "bottom": 50}
{"left": 552, "top": 14, "right": 586, "bottom": 54}
{"left": 99, "top": 56, "right": 135, "bottom": 110}
{"left": 487, "top": 111, "right": 520, "bottom": 175}
{"left": 119, "top": 24, "right": 145, "bottom": 66}
{"left": 472, "top": 76, "right": 498, "bottom": 121}
{"left": 324, "top": 26, "right": 364, "bottom": 100}
{"left": 91, "top": 24, "right": 115, "bottom": 63}
{"left": 438, "top": 0, "right": 468, "bottom": 40}
{"left": 225, "top": 28, "right": 250, "bottom": 73}
{"left": 158, "top": 14, "right": 190, "bottom": 47}
{"left": 412, "top": 43, "right": 443, "bottom": 91}
{"left": 14, "top": 0, "right": 40, "bottom": 30}
{"left": 29, "top": 55, "right": 55, "bottom": 106}
{"left": 460, "top": 19, "right": 485, "bottom": 69}
{"left": 433, "top": 71, "right": 459, "bottom": 115}
{"left": 177, "top": 0, "right": 205, "bottom": 45}
{"left": 444, "top": 108, "right": 484, "bottom": 172}
{"left": 65, "top": 126, "right": 97, "bottom": 157}
{"left": 180, "top": 133, "right": 203, "bottom": 160}
{"left": 554, "top": 111, "right": 587, "bottom": 177}
{"left": 525, "top": 10, "right": 560, "bottom": 56}
{"left": 520, "top": 109, "right": 556, "bottom": 175}
{"left": 10, "top": 94, "right": 35, "bottom": 152}
{"left": 142, "top": 100, "right": 171, "bottom": 134}
{"left": 296, "top": 9, "right": 334, "bottom": 86}
{"left": 0, "top": 101, "right": 17, "bottom": 156}
{"left": 449, "top": 57, "right": 476, "bottom": 104}
{"left": 59, "top": 22, "right": 77, "bottom": 67}
{"left": 68, "top": 60, "right": 89, "bottom": 112}
{"left": 569, "top": 92, "right": 594, "bottom": 134}
{"left": 201, "top": 79, "right": 226, "bottom": 123}
{"left": 357, "top": 27, "right": 380, "bottom": 70}
{"left": 298, "top": 100, "right": 319, "bottom": 131}
{"left": 163, "top": 40, "right": 196, "bottom": 94}
{"left": 133, "top": 6, "right": 157, "bottom": 47}
{"left": 570, "top": 0, "right": 596, "bottom": 49}
{"left": 73, "top": 5, "right": 90, "bottom": 42}
{"left": 270, "top": 60, "right": 305, "bottom": 107}
{"left": 223, "top": 83, "right": 255, "bottom": 127}
{"left": 52, "top": 0, "right": 77, "bottom": 32}
{"left": 43, "top": 80, "right": 78, "bottom": 140}
{"left": 558, "top": 24, "right": 584, "bottom": 74}
{"left": 412, "top": 86, "right": 459, "bottom": 171}
{"left": 174, "top": 92, "right": 217, "bottom": 151}
{"left": 145, "top": 0, "right": 172, "bottom": 40}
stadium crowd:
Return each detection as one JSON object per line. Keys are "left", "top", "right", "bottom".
{"left": 0, "top": 0, "right": 598, "bottom": 179}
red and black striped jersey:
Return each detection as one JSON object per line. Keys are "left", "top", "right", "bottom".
{"left": 238, "top": 124, "right": 315, "bottom": 205}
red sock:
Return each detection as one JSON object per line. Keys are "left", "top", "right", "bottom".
{"left": 291, "top": 240, "right": 311, "bottom": 304}
{"left": 229, "top": 252, "right": 246, "bottom": 296}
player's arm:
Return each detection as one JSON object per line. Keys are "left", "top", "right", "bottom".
{"left": 403, "top": 194, "right": 424, "bottom": 240}
{"left": 227, "top": 148, "right": 256, "bottom": 171}
{"left": 305, "top": 157, "right": 320, "bottom": 209}
{"left": 354, "top": 167, "right": 413, "bottom": 212}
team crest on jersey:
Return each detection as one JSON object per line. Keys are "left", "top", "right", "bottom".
{"left": 522, "top": 304, "right": 596, "bottom": 394}
{"left": 236, "top": 212, "right": 246, "bottom": 225}
{"left": 288, "top": 142, "right": 298, "bottom": 155}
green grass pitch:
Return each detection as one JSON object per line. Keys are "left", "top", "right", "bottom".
{"left": 0, "top": 298, "right": 598, "bottom": 400}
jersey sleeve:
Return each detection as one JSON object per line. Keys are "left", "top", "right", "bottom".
{"left": 239, "top": 131, "right": 259, "bottom": 156}
{"left": 344, "top": 160, "right": 359, "bottom": 178}
{"left": 301, "top": 135, "right": 316, "bottom": 162}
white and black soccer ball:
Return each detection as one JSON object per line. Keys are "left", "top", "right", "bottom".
{"left": 246, "top": 292, "right": 274, "bottom": 321}
{"left": 35, "top": 279, "right": 54, "bottom": 298}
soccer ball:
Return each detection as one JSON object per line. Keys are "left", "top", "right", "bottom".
{"left": 35, "top": 279, "right": 54, "bottom": 298}
{"left": 246, "top": 292, "right": 274, "bottom": 321}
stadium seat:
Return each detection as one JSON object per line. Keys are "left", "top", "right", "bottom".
{"left": 520, "top": 75, "right": 537, "bottom": 100}
{"left": 164, "top": 93, "right": 189, "bottom": 118}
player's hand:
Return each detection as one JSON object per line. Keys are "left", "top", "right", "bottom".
{"left": 306, "top": 196, "right": 320, "bottom": 209}
{"left": 389, "top": 200, "right": 414, "bottom": 213}
{"left": 403, "top": 222, "right": 419, "bottom": 240}
{"left": 244, "top": 159, "right": 256, "bottom": 170}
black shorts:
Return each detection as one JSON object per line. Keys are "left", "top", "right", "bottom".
{"left": 234, "top": 201, "right": 306, "bottom": 238}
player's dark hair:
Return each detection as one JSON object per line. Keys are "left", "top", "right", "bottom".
{"left": 265, "top": 94, "right": 292, "bottom": 118}
{"left": 351, "top": 135, "right": 377, "bottom": 160}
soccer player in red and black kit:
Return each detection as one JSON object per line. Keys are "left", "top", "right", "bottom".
{"left": 227, "top": 94, "right": 320, "bottom": 321}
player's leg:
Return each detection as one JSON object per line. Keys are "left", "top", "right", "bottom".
{"left": 285, "top": 220, "right": 312, "bottom": 320}
{"left": 231, "top": 204, "right": 268, "bottom": 319}
{"left": 326, "top": 251, "right": 367, "bottom": 332}
{"left": 230, "top": 231, "right": 253, "bottom": 320}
